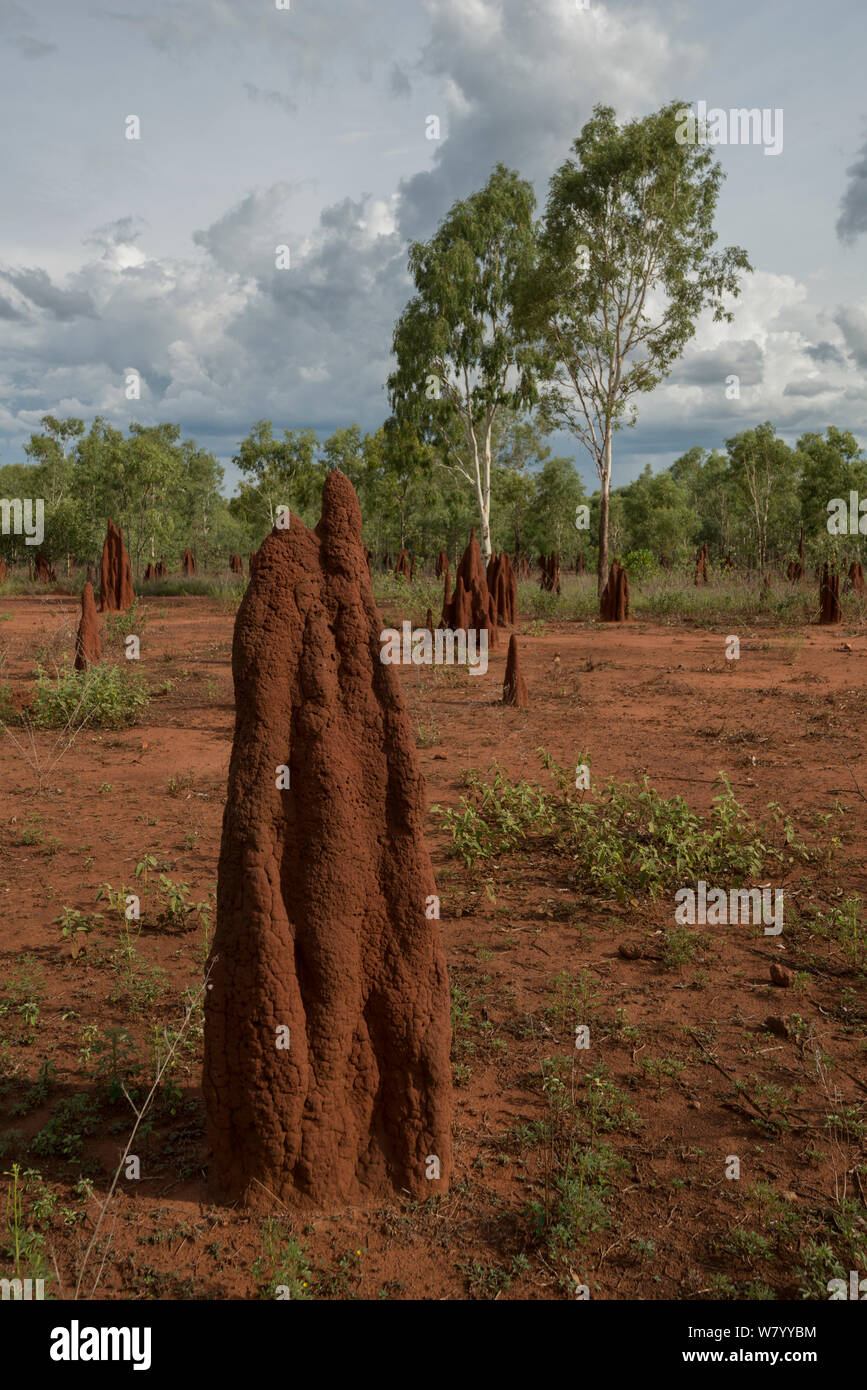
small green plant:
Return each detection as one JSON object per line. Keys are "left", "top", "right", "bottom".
{"left": 54, "top": 907, "right": 103, "bottom": 948}
{"left": 251, "top": 1219, "right": 313, "bottom": 1299}
{"left": 29, "top": 662, "right": 149, "bottom": 730}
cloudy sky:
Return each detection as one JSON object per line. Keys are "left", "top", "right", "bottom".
{"left": 1, "top": 0, "right": 865, "bottom": 492}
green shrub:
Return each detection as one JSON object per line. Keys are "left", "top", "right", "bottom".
{"left": 29, "top": 662, "right": 149, "bottom": 730}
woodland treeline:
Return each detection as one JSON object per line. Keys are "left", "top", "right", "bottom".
{"left": 0, "top": 413, "right": 864, "bottom": 577}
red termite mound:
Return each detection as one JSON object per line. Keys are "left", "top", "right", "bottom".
{"left": 425, "top": 607, "right": 434, "bottom": 636}
{"left": 435, "top": 550, "right": 449, "bottom": 579}
{"left": 0, "top": 558, "right": 6, "bottom": 582}
{"left": 155, "top": 560, "right": 167, "bottom": 578}
{"left": 394, "top": 549, "right": 411, "bottom": 580}
{"left": 539, "top": 553, "right": 561, "bottom": 595}
{"left": 819, "top": 563, "right": 842, "bottom": 624}
{"left": 203, "top": 470, "right": 453, "bottom": 1209}
{"left": 99, "top": 521, "right": 134, "bottom": 612}
{"left": 144, "top": 562, "right": 156, "bottom": 582}
{"left": 486, "top": 552, "right": 517, "bottom": 626}
{"left": 502, "top": 634, "right": 528, "bottom": 708}
{"left": 846, "top": 560, "right": 865, "bottom": 595}
{"left": 440, "top": 570, "right": 452, "bottom": 626}
{"left": 249, "top": 551, "right": 258, "bottom": 578}
{"left": 443, "top": 528, "right": 496, "bottom": 644}
{"left": 600, "top": 559, "right": 630, "bottom": 621}
{"left": 73, "top": 581, "right": 102, "bottom": 671}
{"left": 694, "top": 542, "right": 709, "bottom": 585}
{"left": 230, "top": 553, "right": 244, "bottom": 575}
{"left": 34, "top": 552, "right": 53, "bottom": 583}
{"left": 182, "top": 548, "right": 197, "bottom": 577}
{"left": 575, "top": 551, "right": 586, "bottom": 575}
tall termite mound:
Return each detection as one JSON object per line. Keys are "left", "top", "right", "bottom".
{"left": 230, "top": 553, "right": 244, "bottom": 575}
{"left": 539, "top": 553, "right": 561, "bottom": 595}
{"left": 440, "top": 570, "right": 452, "bottom": 626}
{"left": 394, "top": 549, "right": 411, "bottom": 580}
{"left": 486, "top": 552, "right": 517, "bottom": 626}
{"left": 502, "top": 634, "right": 528, "bottom": 708}
{"left": 846, "top": 560, "right": 865, "bottom": 595}
{"left": 182, "top": 548, "right": 197, "bottom": 577}
{"left": 694, "top": 543, "right": 709, "bottom": 585}
{"left": 73, "top": 582, "right": 102, "bottom": 671}
{"left": 156, "top": 559, "right": 167, "bottom": 578}
{"left": 34, "top": 552, "right": 53, "bottom": 583}
{"left": 435, "top": 550, "right": 449, "bottom": 579}
{"left": 443, "top": 528, "right": 496, "bottom": 644}
{"left": 819, "top": 563, "right": 842, "bottom": 624}
{"left": 600, "top": 559, "right": 630, "bottom": 621}
{"left": 203, "top": 470, "right": 453, "bottom": 1209}
{"left": 144, "top": 562, "right": 156, "bottom": 582}
{"left": 99, "top": 520, "right": 134, "bottom": 612}
{"left": 0, "top": 558, "right": 6, "bottom": 582}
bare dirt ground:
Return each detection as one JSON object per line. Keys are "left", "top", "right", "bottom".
{"left": 1, "top": 591, "right": 865, "bottom": 1300}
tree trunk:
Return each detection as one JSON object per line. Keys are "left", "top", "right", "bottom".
{"left": 597, "top": 434, "right": 612, "bottom": 597}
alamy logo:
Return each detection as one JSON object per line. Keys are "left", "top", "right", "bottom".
{"left": 675, "top": 101, "right": 783, "bottom": 157}
{"left": 49, "top": 1320, "right": 152, "bottom": 1371}
{"left": 827, "top": 493, "right": 867, "bottom": 534}
{"left": 0, "top": 498, "right": 44, "bottom": 546}
{"left": 827, "top": 1270, "right": 867, "bottom": 1300}
{"left": 1, "top": 1276, "right": 45, "bottom": 1299}
{"left": 674, "top": 881, "right": 783, "bottom": 935}
{"left": 380, "top": 621, "right": 488, "bottom": 676}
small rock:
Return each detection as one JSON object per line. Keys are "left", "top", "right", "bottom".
{"left": 764, "top": 1015, "right": 789, "bottom": 1038}
{"left": 618, "top": 942, "right": 642, "bottom": 960}
{"left": 770, "top": 962, "right": 792, "bottom": 987}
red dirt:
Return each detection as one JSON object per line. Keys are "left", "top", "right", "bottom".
{"left": 1, "top": 583, "right": 866, "bottom": 1302}
{"left": 73, "top": 581, "right": 102, "bottom": 671}
{"left": 203, "top": 472, "right": 453, "bottom": 1209}
{"left": 99, "top": 520, "right": 134, "bottom": 612}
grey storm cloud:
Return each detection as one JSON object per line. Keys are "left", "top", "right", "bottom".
{"left": 669, "top": 340, "right": 765, "bottom": 388}
{"left": 1, "top": 267, "right": 97, "bottom": 321}
{"left": 0, "top": 1, "right": 56, "bottom": 58}
{"left": 782, "top": 378, "right": 836, "bottom": 398}
{"left": 243, "top": 83, "right": 297, "bottom": 116}
{"left": 389, "top": 62, "right": 412, "bottom": 99}
{"left": 84, "top": 217, "right": 147, "bottom": 250}
{"left": 806, "top": 340, "right": 846, "bottom": 366}
{"left": 836, "top": 132, "right": 867, "bottom": 244}
{"left": 833, "top": 305, "right": 867, "bottom": 368}
{"left": 396, "top": 0, "right": 697, "bottom": 240}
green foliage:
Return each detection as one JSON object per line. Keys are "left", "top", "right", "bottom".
{"left": 29, "top": 662, "right": 149, "bottom": 730}
{"left": 438, "top": 753, "right": 814, "bottom": 901}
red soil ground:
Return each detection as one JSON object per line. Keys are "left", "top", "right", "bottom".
{"left": 0, "top": 593, "right": 865, "bottom": 1300}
